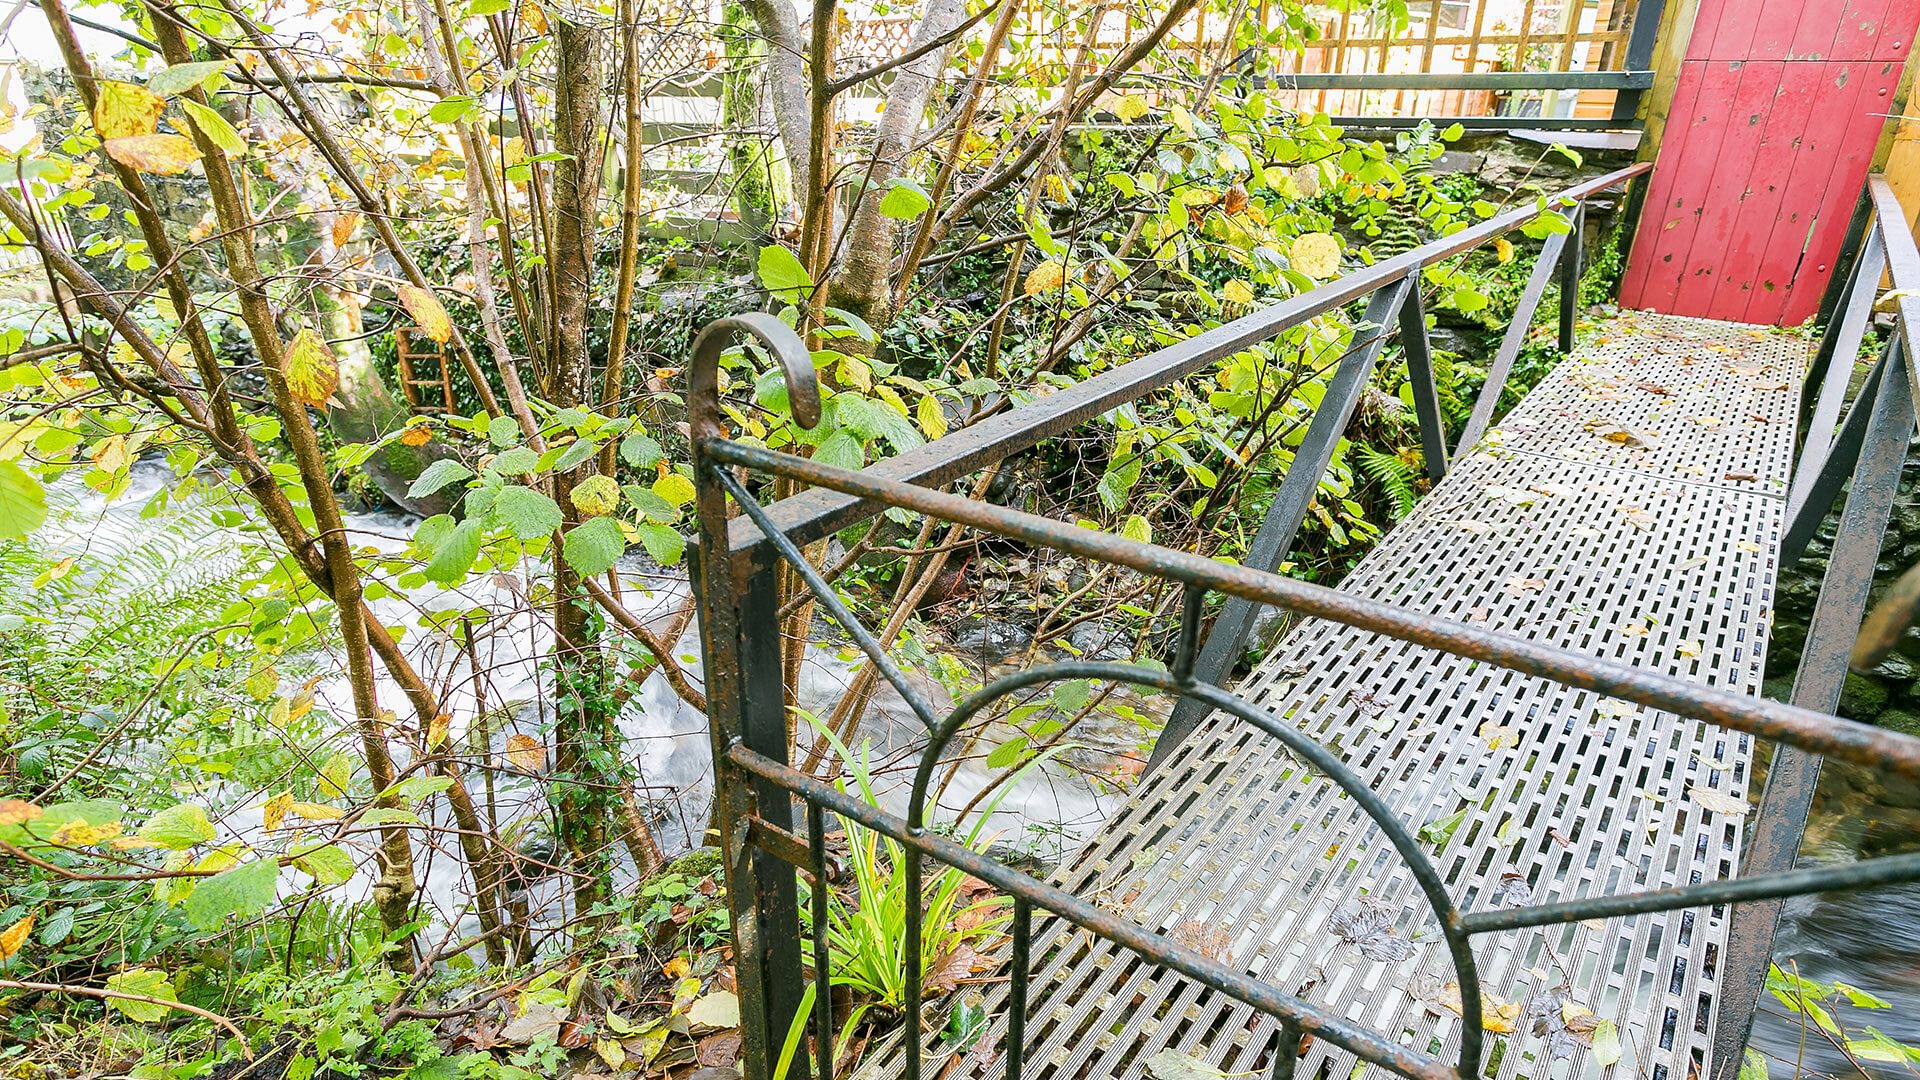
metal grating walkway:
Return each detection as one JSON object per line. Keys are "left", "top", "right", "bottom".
{"left": 864, "top": 313, "right": 1808, "bottom": 1080}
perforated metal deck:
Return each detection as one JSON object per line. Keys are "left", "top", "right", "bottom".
{"left": 861, "top": 313, "right": 1807, "bottom": 1080}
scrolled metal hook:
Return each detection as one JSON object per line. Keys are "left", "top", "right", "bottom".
{"left": 686, "top": 311, "right": 821, "bottom": 442}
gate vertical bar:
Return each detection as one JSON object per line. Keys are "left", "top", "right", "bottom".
{"left": 1712, "top": 344, "right": 1916, "bottom": 1080}
{"left": 690, "top": 314, "right": 817, "bottom": 1080}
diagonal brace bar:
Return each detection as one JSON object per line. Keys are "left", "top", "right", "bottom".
{"left": 1150, "top": 279, "right": 1413, "bottom": 767}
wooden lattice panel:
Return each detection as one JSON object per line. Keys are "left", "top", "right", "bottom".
{"left": 859, "top": 315, "right": 1806, "bottom": 1080}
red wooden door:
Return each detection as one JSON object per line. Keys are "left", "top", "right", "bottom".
{"left": 1619, "top": 0, "right": 1918, "bottom": 324}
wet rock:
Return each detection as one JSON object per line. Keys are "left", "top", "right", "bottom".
{"left": 946, "top": 616, "right": 1033, "bottom": 663}
{"left": 1068, "top": 619, "right": 1130, "bottom": 661}
{"left": 1842, "top": 672, "right": 1890, "bottom": 718}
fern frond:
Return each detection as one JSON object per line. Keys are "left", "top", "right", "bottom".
{"left": 1357, "top": 445, "right": 1418, "bottom": 520}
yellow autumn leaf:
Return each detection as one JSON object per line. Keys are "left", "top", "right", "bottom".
{"left": 571, "top": 474, "right": 620, "bottom": 517}
{"left": 917, "top": 394, "right": 947, "bottom": 440}
{"left": 1023, "top": 259, "right": 1066, "bottom": 296}
{"left": 400, "top": 425, "right": 432, "bottom": 447}
{"left": 1222, "top": 279, "right": 1255, "bottom": 305}
{"left": 1436, "top": 983, "right": 1520, "bottom": 1034}
{"left": 0, "top": 915, "right": 33, "bottom": 960}
{"left": 506, "top": 733, "right": 545, "bottom": 772}
{"left": 283, "top": 328, "right": 339, "bottom": 407}
{"left": 397, "top": 283, "right": 452, "bottom": 345}
{"left": 0, "top": 799, "right": 42, "bottom": 826}
{"left": 288, "top": 801, "right": 345, "bottom": 821}
{"left": 1290, "top": 232, "right": 1342, "bottom": 280}
{"left": 50, "top": 820, "right": 122, "bottom": 846}
{"left": 427, "top": 712, "right": 451, "bottom": 748}
{"left": 93, "top": 80, "right": 163, "bottom": 139}
{"left": 331, "top": 212, "right": 361, "bottom": 247}
{"left": 262, "top": 792, "right": 291, "bottom": 832}
{"left": 103, "top": 134, "right": 201, "bottom": 175}
{"left": 1041, "top": 173, "right": 1070, "bottom": 203}
{"left": 1493, "top": 237, "right": 1515, "bottom": 264}
{"left": 1115, "top": 94, "right": 1149, "bottom": 123}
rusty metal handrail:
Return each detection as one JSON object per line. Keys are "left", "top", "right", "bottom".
{"left": 688, "top": 163, "right": 1920, "bottom": 1080}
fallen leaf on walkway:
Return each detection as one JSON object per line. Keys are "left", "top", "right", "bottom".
{"left": 1489, "top": 872, "right": 1532, "bottom": 906}
{"left": 1618, "top": 506, "right": 1655, "bottom": 530}
{"left": 925, "top": 944, "right": 981, "bottom": 994}
{"left": 1480, "top": 721, "right": 1519, "bottom": 751}
{"left": 1634, "top": 381, "right": 1670, "bottom": 395}
{"left": 1504, "top": 576, "right": 1545, "bottom": 595}
{"left": 1146, "top": 1049, "right": 1227, "bottom": 1080}
{"left": 1688, "top": 785, "right": 1748, "bottom": 817}
{"left": 1329, "top": 897, "right": 1417, "bottom": 962}
{"left": 1723, "top": 471, "right": 1758, "bottom": 482}
{"left": 1431, "top": 983, "right": 1520, "bottom": 1034}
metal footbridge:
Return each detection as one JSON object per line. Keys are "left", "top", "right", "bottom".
{"left": 687, "top": 167, "right": 1920, "bottom": 1080}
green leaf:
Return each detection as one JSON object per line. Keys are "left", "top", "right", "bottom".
{"left": 985, "top": 736, "right": 1027, "bottom": 770}
{"left": 424, "top": 518, "right": 484, "bottom": 584}
{"left": 429, "top": 95, "right": 477, "bottom": 124}
{"left": 487, "top": 446, "right": 540, "bottom": 475}
{"left": 757, "top": 244, "right": 812, "bottom": 301}
{"left": 469, "top": 0, "right": 510, "bottom": 12}
{"left": 138, "top": 804, "right": 214, "bottom": 850}
{"left": 1440, "top": 122, "right": 1465, "bottom": 141}
{"left": 1833, "top": 982, "right": 1891, "bottom": 1009}
{"left": 1120, "top": 514, "right": 1152, "bottom": 544}
{"left": 492, "top": 485, "right": 562, "bottom": 540}
{"left": 814, "top": 431, "right": 864, "bottom": 470}
{"left": 1419, "top": 806, "right": 1469, "bottom": 847}
{"left": 1051, "top": 679, "right": 1091, "bottom": 712}
{"left": 408, "top": 459, "right": 473, "bottom": 498}
{"left": 553, "top": 438, "right": 597, "bottom": 472}
{"left": 878, "top": 178, "right": 932, "bottom": 220}
{"left": 562, "top": 517, "right": 626, "bottom": 576}
{"left": 634, "top": 522, "right": 685, "bottom": 565}
{"left": 625, "top": 486, "right": 680, "bottom": 523}
{"left": 1590, "top": 1019, "right": 1622, "bottom": 1067}
{"left": 290, "top": 841, "right": 354, "bottom": 885}
{"left": 0, "top": 460, "right": 47, "bottom": 539}
{"left": 104, "top": 969, "right": 176, "bottom": 1023}
{"left": 316, "top": 753, "right": 353, "bottom": 798}
{"left": 183, "top": 858, "right": 280, "bottom": 930}
{"left": 1737, "top": 1047, "right": 1769, "bottom": 1080}
{"left": 384, "top": 776, "right": 454, "bottom": 803}
{"left": 619, "top": 432, "right": 663, "bottom": 468}
{"left": 487, "top": 414, "right": 521, "bottom": 447}
{"left": 147, "top": 60, "right": 229, "bottom": 96}
{"left": 180, "top": 99, "right": 244, "bottom": 153}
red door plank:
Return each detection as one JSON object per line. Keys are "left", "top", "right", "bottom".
{"left": 1736, "top": 62, "right": 1853, "bottom": 323}
{"left": 1780, "top": 57, "right": 1907, "bottom": 323}
{"left": 1870, "top": 0, "right": 1917, "bottom": 61}
{"left": 1620, "top": 60, "right": 1712, "bottom": 307}
{"left": 1687, "top": 0, "right": 1737, "bottom": 58}
{"left": 1750, "top": 0, "right": 1818, "bottom": 60}
{"left": 1785, "top": 0, "right": 1856, "bottom": 58}
{"left": 1833, "top": 0, "right": 1897, "bottom": 58}
{"left": 1715, "top": 66, "right": 1821, "bottom": 319}
{"left": 1673, "top": 60, "right": 1784, "bottom": 316}
{"left": 1697, "top": 0, "right": 1766, "bottom": 60}
{"left": 1622, "top": 61, "right": 1748, "bottom": 310}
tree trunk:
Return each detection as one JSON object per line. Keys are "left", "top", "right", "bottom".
{"left": 825, "top": 0, "right": 967, "bottom": 330}
{"left": 548, "top": 18, "right": 620, "bottom": 933}
{"left": 722, "top": 0, "right": 779, "bottom": 232}
{"left": 743, "top": 0, "right": 810, "bottom": 210}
